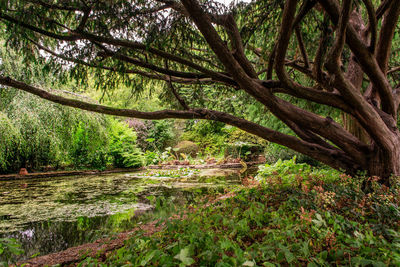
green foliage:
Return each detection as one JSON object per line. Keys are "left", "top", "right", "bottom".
{"left": 0, "top": 90, "right": 144, "bottom": 172}
{"left": 70, "top": 120, "right": 111, "bottom": 170}
{"left": 85, "top": 162, "right": 400, "bottom": 266}
{"left": 0, "top": 112, "right": 21, "bottom": 172}
{"left": 224, "top": 128, "right": 268, "bottom": 160}
{"left": 265, "top": 143, "right": 322, "bottom": 166}
{"left": 0, "top": 88, "right": 116, "bottom": 172}
{"left": 146, "top": 120, "right": 176, "bottom": 151}
{"left": 256, "top": 157, "right": 341, "bottom": 186}
{"left": 0, "top": 40, "right": 143, "bottom": 172}
{"left": 257, "top": 156, "right": 311, "bottom": 181}
{"left": 109, "top": 119, "right": 144, "bottom": 168}
{"left": 182, "top": 121, "right": 269, "bottom": 160}
{"left": 0, "top": 238, "right": 24, "bottom": 266}
{"left": 128, "top": 119, "right": 175, "bottom": 152}
{"left": 181, "top": 121, "right": 228, "bottom": 156}
{"left": 143, "top": 150, "right": 160, "bottom": 165}
{"left": 174, "top": 141, "right": 199, "bottom": 157}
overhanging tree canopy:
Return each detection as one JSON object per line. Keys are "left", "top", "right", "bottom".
{"left": 0, "top": 0, "right": 399, "bottom": 180}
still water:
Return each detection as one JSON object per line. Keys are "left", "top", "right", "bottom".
{"left": 0, "top": 168, "right": 250, "bottom": 261}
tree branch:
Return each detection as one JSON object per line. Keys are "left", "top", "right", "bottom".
{"left": 0, "top": 75, "right": 359, "bottom": 172}
{"left": 362, "top": 0, "right": 377, "bottom": 53}
{"left": 376, "top": 0, "right": 400, "bottom": 74}
{"left": 0, "top": 12, "right": 235, "bottom": 86}
{"left": 294, "top": 26, "right": 310, "bottom": 69}
{"left": 317, "top": 0, "right": 396, "bottom": 116}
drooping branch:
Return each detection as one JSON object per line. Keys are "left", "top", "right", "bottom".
{"left": 167, "top": 79, "right": 190, "bottom": 110}
{"left": 94, "top": 44, "right": 222, "bottom": 81}
{"left": 0, "top": 75, "right": 359, "bottom": 172}
{"left": 0, "top": 12, "right": 236, "bottom": 86}
{"left": 25, "top": 0, "right": 83, "bottom": 11}
{"left": 31, "top": 39, "right": 221, "bottom": 85}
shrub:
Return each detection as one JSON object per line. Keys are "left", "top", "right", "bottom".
{"left": 126, "top": 118, "right": 149, "bottom": 151}
{"left": 0, "top": 112, "right": 22, "bottom": 173}
{"left": 0, "top": 238, "right": 24, "bottom": 265}
{"left": 146, "top": 120, "right": 175, "bottom": 151}
{"left": 109, "top": 119, "right": 144, "bottom": 168}
{"left": 264, "top": 143, "right": 321, "bottom": 166}
{"left": 174, "top": 141, "right": 199, "bottom": 157}
{"left": 181, "top": 120, "right": 228, "bottom": 156}
{"left": 127, "top": 119, "right": 175, "bottom": 152}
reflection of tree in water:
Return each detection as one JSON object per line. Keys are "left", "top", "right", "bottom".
{"left": 3, "top": 212, "right": 138, "bottom": 262}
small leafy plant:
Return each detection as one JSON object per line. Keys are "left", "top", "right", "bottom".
{"left": 0, "top": 238, "right": 24, "bottom": 266}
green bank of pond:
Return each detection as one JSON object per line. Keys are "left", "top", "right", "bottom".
{"left": 0, "top": 168, "right": 254, "bottom": 262}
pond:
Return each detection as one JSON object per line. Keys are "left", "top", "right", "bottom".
{"left": 0, "top": 167, "right": 254, "bottom": 262}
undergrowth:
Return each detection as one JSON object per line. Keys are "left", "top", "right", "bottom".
{"left": 61, "top": 159, "right": 400, "bottom": 265}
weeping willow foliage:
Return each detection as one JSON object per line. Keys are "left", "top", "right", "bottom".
{"left": 0, "top": 88, "right": 109, "bottom": 172}
{"left": 0, "top": 111, "right": 21, "bottom": 171}
{"left": 0, "top": 39, "right": 143, "bottom": 173}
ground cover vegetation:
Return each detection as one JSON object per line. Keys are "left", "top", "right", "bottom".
{"left": 69, "top": 158, "right": 400, "bottom": 266}
{"left": 0, "top": 0, "right": 400, "bottom": 181}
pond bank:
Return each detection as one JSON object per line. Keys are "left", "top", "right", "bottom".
{"left": 147, "top": 161, "right": 262, "bottom": 170}
{"left": 0, "top": 168, "right": 142, "bottom": 181}
{"left": 0, "top": 161, "right": 263, "bottom": 181}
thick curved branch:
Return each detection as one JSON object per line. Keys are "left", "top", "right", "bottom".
{"left": 376, "top": 0, "right": 393, "bottom": 20}
{"left": 362, "top": 0, "right": 377, "bottom": 53}
{"left": 210, "top": 14, "right": 258, "bottom": 78}
{"left": 317, "top": 0, "right": 395, "bottom": 116}
{"left": 320, "top": 0, "right": 399, "bottom": 155}
{"left": 180, "top": 0, "right": 366, "bottom": 160}
{"left": 376, "top": 0, "right": 400, "bottom": 74}
{"left": 326, "top": 0, "right": 352, "bottom": 63}
{"left": 293, "top": 0, "right": 317, "bottom": 27}
{"left": 274, "top": 0, "right": 349, "bottom": 111}
{"left": 0, "top": 75, "right": 359, "bottom": 172}
{"left": 180, "top": 0, "right": 255, "bottom": 93}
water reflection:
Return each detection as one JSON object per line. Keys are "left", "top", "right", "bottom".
{"left": 0, "top": 167, "right": 255, "bottom": 261}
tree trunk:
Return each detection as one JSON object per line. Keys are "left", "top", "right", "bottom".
{"left": 342, "top": 114, "right": 370, "bottom": 144}
{"left": 367, "top": 138, "right": 400, "bottom": 185}
{"left": 342, "top": 11, "right": 370, "bottom": 145}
